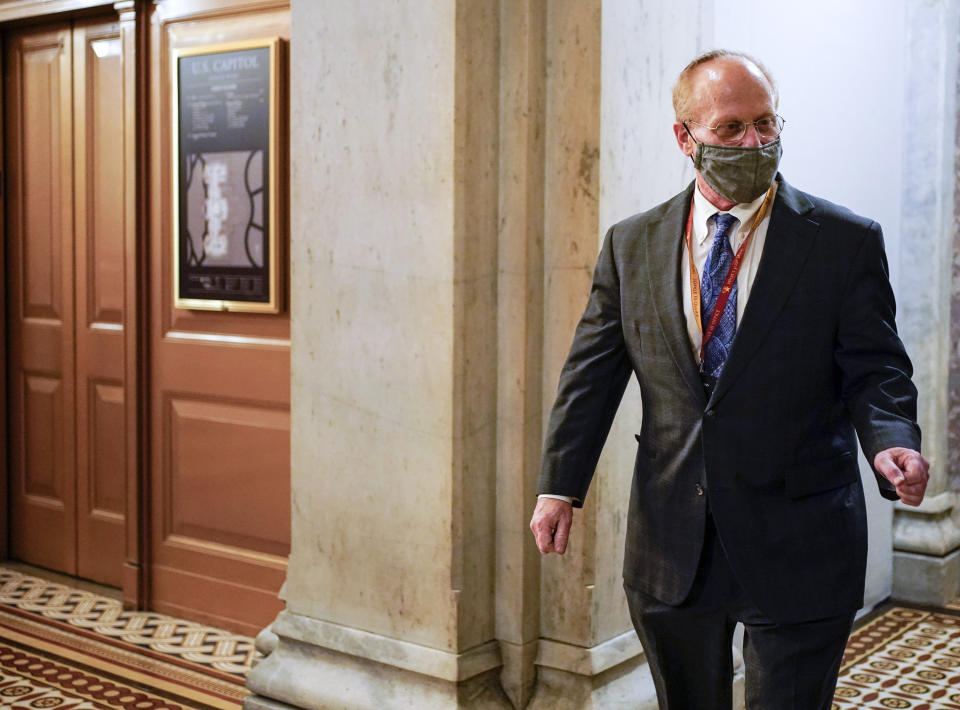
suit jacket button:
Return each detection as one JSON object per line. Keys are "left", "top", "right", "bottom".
{"left": 695, "top": 483, "right": 704, "bottom": 496}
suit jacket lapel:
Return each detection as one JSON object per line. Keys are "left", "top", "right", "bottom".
{"left": 644, "top": 182, "right": 706, "bottom": 404}
{"left": 708, "top": 177, "right": 819, "bottom": 406}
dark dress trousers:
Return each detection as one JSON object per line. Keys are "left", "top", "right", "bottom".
{"left": 538, "top": 175, "right": 921, "bottom": 626}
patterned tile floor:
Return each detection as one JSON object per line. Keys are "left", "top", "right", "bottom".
{"left": 0, "top": 644, "right": 187, "bottom": 709}
{"left": 834, "top": 606, "right": 960, "bottom": 709}
{"left": 0, "top": 612, "right": 246, "bottom": 709}
{"left": 0, "top": 565, "right": 958, "bottom": 708}
{"left": 0, "top": 567, "right": 255, "bottom": 681}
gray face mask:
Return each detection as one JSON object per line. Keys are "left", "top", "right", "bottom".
{"left": 691, "top": 138, "right": 782, "bottom": 204}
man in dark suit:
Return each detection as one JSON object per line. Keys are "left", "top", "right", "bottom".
{"left": 529, "top": 50, "right": 930, "bottom": 709}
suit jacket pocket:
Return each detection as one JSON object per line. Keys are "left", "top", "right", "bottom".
{"left": 785, "top": 451, "right": 858, "bottom": 499}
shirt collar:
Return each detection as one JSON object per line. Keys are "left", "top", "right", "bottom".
{"left": 691, "top": 181, "right": 776, "bottom": 246}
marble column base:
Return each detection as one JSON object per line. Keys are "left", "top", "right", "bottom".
{"left": 525, "top": 658, "right": 659, "bottom": 710}
{"left": 523, "top": 629, "right": 746, "bottom": 709}
{"left": 244, "top": 696, "right": 294, "bottom": 710}
{"left": 525, "top": 664, "right": 742, "bottom": 709}
{"left": 251, "top": 625, "right": 278, "bottom": 669}
{"left": 525, "top": 631, "right": 656, "bottom": 709}
{"left": 893, "top": 548, "right": 960, "bottom": 606}
{"left": 892, "top": 492, "right": 960, "bottom": 605}
{"left": 244, "top": 611, "right": 513, "bottom": 710}
{"left": 499, "top": 639, "right": 537, "bottom": 709}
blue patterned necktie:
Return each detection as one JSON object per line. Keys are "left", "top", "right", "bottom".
{"left": 700, "top": 213, "right": 740, "bottom": 384}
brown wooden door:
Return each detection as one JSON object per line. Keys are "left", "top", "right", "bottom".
{"left": 6, "top": 24, "right": 78, "bottom": 576}
{"left": 6, "top": 19, "right": 126, "bottom": 587}
{"left": 71, "top": 20, "right": 127, "bottom": 588}
{"left": 148, "top": 3, "right": 290, "bottom": 636}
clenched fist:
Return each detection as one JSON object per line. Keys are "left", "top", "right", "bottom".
{"left": 874, "top": 447, "right": 929, "bottom": 507}
{"left": 530, "top": 497, "right": 574, "bottom": 554}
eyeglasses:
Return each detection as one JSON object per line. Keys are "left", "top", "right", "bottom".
{"left": 684, "top": 114, "right": 785, "bottom": 144}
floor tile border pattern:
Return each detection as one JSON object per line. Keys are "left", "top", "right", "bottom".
{"left": 0, "top": 640, "right": 186, "bottom": 710}
{"left": 0, "top": 569, "right": 254, "bottom": 681}
{"left": 0, "top": 607, "right": 247, "bottom": 706}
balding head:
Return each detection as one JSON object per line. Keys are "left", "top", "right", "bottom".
{"left": 672, "top": 50, "right": 778, "bottom": 122}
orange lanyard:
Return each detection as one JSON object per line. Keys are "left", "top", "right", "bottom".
{"left": 685, "top": 185, "right": 775, "bottom": 362}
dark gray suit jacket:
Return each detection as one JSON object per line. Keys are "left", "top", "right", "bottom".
{"left": 538, "top": 176, "right": 920, "bottom": 623}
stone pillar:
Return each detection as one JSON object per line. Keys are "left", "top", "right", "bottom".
{"left": 496, "top": 1, "right": 545, "bottom": 707}
{"left": 529, "top": 5, "right": 642, "bottom": 706}
{"left": 526, "top": 2, "right": 712, "bottom": 708}
{"left": 245, "top": 1, "right": 510, "bottom": 707}
{"left": 892, "top": 0, "right": 960, "bottom": 605}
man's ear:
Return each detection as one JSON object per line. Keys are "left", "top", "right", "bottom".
{"left": 673, "top": 122, "right": 695, "bottom": 157}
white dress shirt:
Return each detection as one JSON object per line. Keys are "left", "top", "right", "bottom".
{"left": 682, "top": 181, "right": 777, "bottom": 357}
{"left": 539, "top": 181, "right": 779, "bottom": 506}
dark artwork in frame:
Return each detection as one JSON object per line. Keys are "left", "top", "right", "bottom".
{"left": 174, "top": 40, "right": 282, "bottom": 313}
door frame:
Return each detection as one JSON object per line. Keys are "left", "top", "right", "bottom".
{"left": 1, "top": 0, "right": 148, "bottom": 607}
{"left": 0, "top": 29, "right": 5, "bottom": 564}
{"left": 117, "top": 0, "right": 150, "bottom": 609}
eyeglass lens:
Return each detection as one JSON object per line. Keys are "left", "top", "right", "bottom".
{"left": 715, "top": 115, "right": 784, "bottom": 142}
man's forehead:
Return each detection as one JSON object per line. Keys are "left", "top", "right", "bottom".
{"left": 685, "top": 57, "right": 776, "bottom": 117}
{"left": 697, "top": 56, "right": 766, "bottom": 87}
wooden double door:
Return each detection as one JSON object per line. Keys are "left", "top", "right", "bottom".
{"left": 6, "top": 19, "right": 127, "bottom": 588}
{"left": 4, "top": 2, "right": 290, "bottom": 636}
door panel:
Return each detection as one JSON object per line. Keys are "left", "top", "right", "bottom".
{"left": 22, "top": 374, "right": 63, "bottom": 498}
{"left": 166, "top": 395, "right": 289, "bottom": 554}
{"left": 6, "top": 19, "right": 126, "bottom": 586}
{"left": 7, "top": 25, "right": 77, "bottom": 575}
{"left": 73, "top": 19, "right": 126, "bottom": 587}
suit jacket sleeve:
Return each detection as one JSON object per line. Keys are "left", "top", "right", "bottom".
{"left": 537, "top": 226, "right": 633, "bottom": 507}
{"left": 834, "top": 220, "right": 921, "bottom": 501}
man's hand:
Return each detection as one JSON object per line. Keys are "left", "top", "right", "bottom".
{"left": 530, "top": 498, "right": 574, "bottom": 554}
{"left": 874, "top": 447, "right": 930, "bottom": 506}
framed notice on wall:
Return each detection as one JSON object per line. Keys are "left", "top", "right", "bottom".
{"left": 173, "top": 37, "right": 284, "bottom": 312}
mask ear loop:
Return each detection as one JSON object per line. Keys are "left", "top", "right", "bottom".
{"left": 683, "top": 124, "right": 706, "bottom": 171}
{"left": 682, "top": 123, "right": 705, "bottom": 170}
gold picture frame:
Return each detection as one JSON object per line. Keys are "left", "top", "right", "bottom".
{"left": 172, "top": 37, "right": 284, "bottom": 313}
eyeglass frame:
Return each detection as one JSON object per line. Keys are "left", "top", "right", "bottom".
{"left": 682, "top": 114, "right": 785, "bottom": 145}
